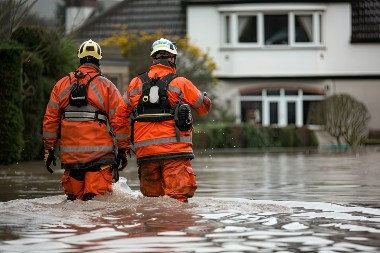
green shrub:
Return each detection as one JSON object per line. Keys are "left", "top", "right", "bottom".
{"left": 242, "top": 124, "right": 270, "bottom": 148}
{"left": 10, "top": 25, "right": 77, "bottom": 161}
{"left": 193, "top": 123, "right": 319, "bottom": 149}
{"left": 193, "top": 123, "right": 238, "bottom": 149}
{"left": 0, "top": 41, "right": 25, "bottom": 164}
{"left": 21, "top": 51, "right": 44, "bottom": 160}
{"left": 273, "top": 125, "right": 304, "bottom": 147}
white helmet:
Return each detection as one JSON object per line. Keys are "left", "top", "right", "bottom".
{"left": 78, "top": 39, "right": 102, "bottom": 59}
{"left": 150, "top": 38, "right": 177, "bottom": 57}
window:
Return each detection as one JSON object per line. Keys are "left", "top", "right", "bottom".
{"left": 239, "top": 88, "right": 325, "bottom": 126}
{"left": 223, "top": 10, "right": 323, "bottom": 47}
{"left": 238, "top": 15, "right": 257, "bottom": 43}
{"left": 224, "top": 15, "right": 231, "bottom": 43}
{"left": 295, "top": 14, "right": 313, "bottom": 42}
{"left": 265, "top": 14, "right": 288, "bottom": 45}
{"left": 241, "top": 101, "right": 262, "bottom": 124}
{"left": 267, "top": 90, "right": 281, "bottom": 96}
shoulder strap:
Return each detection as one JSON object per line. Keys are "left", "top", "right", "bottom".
{"left": 151, "top": 73, "right": 178, "bottom": 92}
{"left": 70, "top": 69, "right": 100, "bottom": 85}
{"left": 138, "top": 72, "right": 177, "bottom": 89}
{"left": 138, "top": 72, "right": 152, "bottom": 91}
{"left": 160, "top": 73, "right": 177, "bottom": 87}
{"left": 86, "top": 73, "right": 100, "bottom": 86}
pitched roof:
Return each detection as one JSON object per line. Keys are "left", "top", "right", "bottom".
{"left": 74, "top": 0, "right": 186, "bottom": 43}
{"left": 351, "top": 0, "right": 380, "bottom": 43}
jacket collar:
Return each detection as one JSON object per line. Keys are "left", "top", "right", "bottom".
{"left": 79, "top": 63, "right": 101, "bottom": 74}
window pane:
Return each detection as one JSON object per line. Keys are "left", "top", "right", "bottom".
{"left": 295, "top": 15, "right": 313, "bottom": 42}
{"left": 225, "top": 15, "right": 230, "bottom": 43}
{"left": 241, "top": 101, "right": 262, "bottom": 124}
{"left": 303, "top": 91, "right": 321, "bottom": 96}
{"left": 270, "top": 102, "right": 278, "bottom": 124}
{"left": 304, "top": 101, "right": 324, "bottom": 125}
{"left": 238, "top": 15, "right": 257, "bottom": 43}
{"left": 264, "top": 14, "right": 288, "bottom": 45}
{"left": 319, "top": 14, "right": 323, "bottom": 43}
{"left": 241, "top": 90, "right": 262, "bottom": 96}
{"left": 285, "top": 90, "right": 298, "bottom": 96}
{"left": 267, "top": 90, "right": 280, "bottom": 96}
{"left": 287, "top": 102, "right": 296, "bottom": 124}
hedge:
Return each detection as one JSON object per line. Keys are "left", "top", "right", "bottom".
{"left": 193, "top": 123, "right": 319, "bottom": 150}
{"left": 0, "top": 41, "right": 25, "bottom": 164}
{"left": 20, "top": 52, "right": 44, "bottom": 160}
{"left": 10, "top": 25, "right": 77, "bottom": 160}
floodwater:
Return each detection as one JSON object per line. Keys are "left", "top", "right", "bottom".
{"left": 1, "top": 148, "right": 380, "bottom": 253}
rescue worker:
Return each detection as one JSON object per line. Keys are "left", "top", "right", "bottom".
{"left": 42, "top": 39, "right": 129, "bottom": 201}
{"left": 114, "top": 38, "right": 212, "bottom": 203}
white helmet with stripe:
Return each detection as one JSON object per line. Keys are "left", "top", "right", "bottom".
{"left": 150, "top": 38, "right": 177, "bottom": 57}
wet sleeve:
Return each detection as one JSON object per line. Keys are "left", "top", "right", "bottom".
{"left": 42, "top": 81, "right": 63, "bottom": 150}
{"left": 179, "top": 77, "right": 212, "bottom": 116}
{"left": 113, "top": 78, "right": 140, "bottom": 151}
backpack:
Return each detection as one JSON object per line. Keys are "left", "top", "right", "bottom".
{"left": 136, "top": 72, "right": 177, "bottom": 116}
{"left": 69, "top": 69, "right": 100, "bottom": 107}
{"left": 130, "top": 72, "right": 193, "bottom": 144}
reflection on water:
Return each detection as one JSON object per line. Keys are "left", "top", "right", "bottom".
{"left": 0, "top": 149, "right": 380, "bottom": 252}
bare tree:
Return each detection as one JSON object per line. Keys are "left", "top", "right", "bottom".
{"left": 322, "top": 93, "right": 370, "bottom": 147}
{"left": 0, "top": 0, "right": 37, "bottom": 40}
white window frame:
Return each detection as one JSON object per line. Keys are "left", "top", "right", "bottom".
{"left": 238, "top": 89, "right": 325, "bottom": 127}
{"left": 221, "top": 9, "right": 324, "bottom": 48}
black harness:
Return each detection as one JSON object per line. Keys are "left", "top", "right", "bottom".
{"left": 61, "top": 70, "right": 117, "bottom": 154}
{"left": 69, "top": 70, "right": 100, "bottom": 107}
{"left": 132, "top": 72, "right": 177, "bottom": 123}
{"left": 135, "top": 72, "right": 177, "bottom": 118}
{"left": 130, "top": 72, "right": 193, "bottom": 145}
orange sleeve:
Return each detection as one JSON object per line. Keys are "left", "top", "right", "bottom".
{"left": 106, "top": 80, "right": 122, "bottom": 125}
{"left": 42, "top": 78, "right": 67, "bottom": 150}
{"left": 113, "top": 77, "right": 141, "bottom": 150}
{"left": 177, "top": 77, "right": 212, "bottom": 116}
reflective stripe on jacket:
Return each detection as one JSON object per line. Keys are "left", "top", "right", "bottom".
{"left": 114, "top": 63, "right": 212, "bottom": 164}
{"left": 42, "top": 64, "right": 123, "bottom": 169}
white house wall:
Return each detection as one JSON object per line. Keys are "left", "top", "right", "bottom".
{"left": 187, "top": 6, "right": 220, "bottom": 63}
{"left": 187, "top": 3, "right": 380, "bottom": 77}
{"left": 324, "top": 4, "right": 380, "bottom": 75}
{"left": 187, "top": 2, "right": 380, "bottom": 130}
{"left": 329, "top": 80, "right": 380, "bottom": 130}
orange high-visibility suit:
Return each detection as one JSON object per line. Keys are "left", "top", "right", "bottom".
{"left": 114, "top": 63, "right": 212, "bottom": 202}
{"left": 43, "top": 63, "right": 123, "bottom": 200}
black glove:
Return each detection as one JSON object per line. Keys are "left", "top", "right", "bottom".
{"left": 116, "top": 149, "right": 129, "bottom": 171}
{"left": 44, "top": 149, "right": 56, "bottom": 174}
{"left": 112, "top": 165, "right": 120, "bottom": 183}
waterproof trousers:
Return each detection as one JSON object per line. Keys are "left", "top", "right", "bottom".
{"left": 138, "top": 158, "right": 197, "bottom": 202}
{"left": 61, "top": 165, "right": 113, "bottom": 201}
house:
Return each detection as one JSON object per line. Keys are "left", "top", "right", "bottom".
{"left": 71, "top": 0, "right": 185, "bottom": 93}
{"left": 184, "top": 0, "right": 380, "bottom": 135}
{"left": 71, "top": 0, "right": 380, "bottom": 135}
